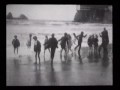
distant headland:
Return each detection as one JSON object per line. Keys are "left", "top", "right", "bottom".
{"left": 6, "top": 12, "right": 28, "bottom": 20}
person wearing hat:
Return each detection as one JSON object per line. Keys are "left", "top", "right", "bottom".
{"left": 33, "top": 36, "right": 41, "bottom": 64}
{"left": 12, "top": 35, "right": 20, "bottom": 54}
{"left": 48, "top": 33, "right": 58, "bottom": 64}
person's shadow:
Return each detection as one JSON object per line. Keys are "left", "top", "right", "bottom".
{"left": 49, "top": 64, "right": 58, "bottom": 85}
{"left": 79, "top": 55, "right": 83, "bottom": 64}
{"left": 78, "top": 52, "right": 83, "bottom": 64}
{"left": 34, "top": 64, "right": 41, "bottom": 85}
{"left": 101, "top": 54, "right": 109, "bottom": 67}
{"left": 87, "top": 53, "right": 94, "bottom": 63}
{"left": 94, "top": 53, "right": 99, "bottom": 63}
{"left": 51, "top": 64, "right": 55, "bottom": 71}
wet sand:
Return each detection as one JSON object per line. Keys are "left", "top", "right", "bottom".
{"left": 6, "top": 44, "right": 112, "bottom": 86}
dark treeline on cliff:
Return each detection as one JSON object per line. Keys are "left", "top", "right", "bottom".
{"left": 6, "top": 12, "right": 28, "bottom": 20}
{"left": 74, "top": 5, "right": 112, "bottom": 24}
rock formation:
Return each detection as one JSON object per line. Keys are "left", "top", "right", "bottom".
{"left": 6, "top": 12, "right": 28, "bottom": 20}
{"left": 6, "top": 12, "right": 13, "bottom": 19}
{"left": 74, "top": 5, "right": 112, "bottom": 23}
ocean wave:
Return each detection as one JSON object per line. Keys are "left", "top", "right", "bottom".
{"left": 6, "top": 19, "right": 112, "bottom": 27}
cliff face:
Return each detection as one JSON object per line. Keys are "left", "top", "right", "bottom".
{"left": 74, "top": 5, "right": 112, "bottom": 23}
{"left": 6, "top": 12, "right": 28, "bottom": 20}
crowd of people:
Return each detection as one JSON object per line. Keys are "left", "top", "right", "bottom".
{"left": 12, "top": 27, "right": 109, "bottom": 64}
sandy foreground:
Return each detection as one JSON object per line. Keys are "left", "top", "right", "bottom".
{"left": 6, "top": 43, "right": 112, "bottom": 86}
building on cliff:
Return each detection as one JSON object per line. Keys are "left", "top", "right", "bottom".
{"left": 74, "top": 5, "right": 112, "bottom": 23}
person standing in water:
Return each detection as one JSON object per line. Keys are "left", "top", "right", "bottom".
{"left": 75, "top": 31, "right": 87, "bottom": 58}
{"left": 33, "top": 36, "right": 41, "bottom": 64}
{"left": 58, "top": 33, "right": 69, "bottom": 60}
{"left": 67, "top": 34, "right": 73, "bottom": 56}
{"left": 49, "top": 33, "right": 58, "bottom": 64}
{"left": 98, "top": 28, "right": 109, "bottom": 57}
{"left": 44, "top": 35, "right": 50, "bottom": 59}
{"left": 93, "top": 34, "right": 99, "bottom": 57}
{"left": 12, "top": 35, "right": 20, "bottom": 54}
{"left": 26, "top": 34, "right": 32, "bottom": 48}
{"left": 73, "top": 33, "right": 78, "bottom": 45}
{"left": 87, "top": 35, "right": 93, "bottom": 57}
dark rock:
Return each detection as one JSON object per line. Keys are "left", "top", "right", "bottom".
{"left": 19, "top": 14, "right": 28, "bottom": 20}
{"left": 6, "top": 12, "right": 28, "bottom": 20}
{"left": 6, "top": 12, "right": 13, "bottom": 19}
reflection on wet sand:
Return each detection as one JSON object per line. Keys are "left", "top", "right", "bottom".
{"left": 7, "top": 49, "right": 112, "bottom": 86}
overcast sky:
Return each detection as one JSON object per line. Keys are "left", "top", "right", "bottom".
{"left": 6, "top": 5, "right": 77, "bottom": 21}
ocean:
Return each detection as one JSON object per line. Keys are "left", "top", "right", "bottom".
{"left": 6, "top": 20, "right": 112, "bottom": 58}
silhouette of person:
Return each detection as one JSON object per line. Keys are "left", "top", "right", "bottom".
{"left": 48, "top": 33, "right": 58, "bottom": 64}
{"left": 33, "top": 36, "right": 41, "bottom": 64}
{"left": 58, "top": 33, "right": 69, "bottom": 60}
{"left": 75, "top": 31, "right": 87, "bottom": 56}
{"left": 87, "top": 35, "right": 93, "bottom": 58}
{"left": 67, "top": 34, "right": 73, "bottom": 56}
{"left": 12, "top": 35, "right": 20, "bottom": 54}
{"left": 93, "top": 34, "right": 99, "bottom": 58}
{"left": 44, "top": 35, "right": 50, "bottom": 60}
{"left": 99, "top": 28, "right": 109, "bottom": 58}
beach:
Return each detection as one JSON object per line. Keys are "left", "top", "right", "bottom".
{"left": 6, "top": 20, "right": 113, "bottom": 86}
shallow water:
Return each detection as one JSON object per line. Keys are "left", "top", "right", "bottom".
{"left": 6, "top": 53, "right": 112, "bottom": 86}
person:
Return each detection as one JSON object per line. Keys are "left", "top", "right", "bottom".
{"left": 26, "top": 34, "right": 32, "bottom": 48}
{"left": 93, "top": 34, "right": 99, "bottom": 57}
{"left": 43, "top": 35, "right": 50, "bottom": 59}
{"left": 33, "top": 36, "right": 41, "bottom": 64}
{"left": 74, "top": 32, "right": 87, "bottom": 56}
{"left": 58, "top": 33, "right": 69, "bottom": 60}
{"left": 73, "top": 33, "right": 78, "bottom": 45}
{"left": 12, "top": 35, "right": 20, "bottom": 54}
{"left": 87, "top": 35, "right": 93, "bottom": 57}
{"left": 48, "top": 33, "right": 58, "bottom": 64}
{"left": 98, "top": 28, "right": 109, "bottom": 57}
{"left": 67, "top": 34, "right": 73, "bottom": 56}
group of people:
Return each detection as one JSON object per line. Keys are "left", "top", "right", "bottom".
{"left": 12, "top": 27, "right": 109, "bottom": 64}
{"left": 87, "top": 34, "right": 99, "bottom": 58}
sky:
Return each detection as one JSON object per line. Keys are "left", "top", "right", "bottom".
{"left": 6, "top": 5, "right": 77, "bottom": 21}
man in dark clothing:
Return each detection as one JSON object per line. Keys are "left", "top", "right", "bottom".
{"left": 44, "top": 35, "right": 50, "bottom": 60}
{"left": 87, "top": 35, "right": 93, "bottom": 57}
{"left": 75, "top": 32, "right": 87, "bottom": 56}
{"left": 49, "top": 33, "right": 58, "bottom": 64}
{"left": 33, "top": 36, "right": 41, "bottom": 64}
{"left": 58, "top": 33, "right": 69, "bottom": 60}
{"left": 12, "top": 35, "right": 20, "bottom": 54}
{"left": 98, "top": 28, "right": 109, "bottom": 57}
{"left": 93, "top": 34, "right": 99, "bottom": 57}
